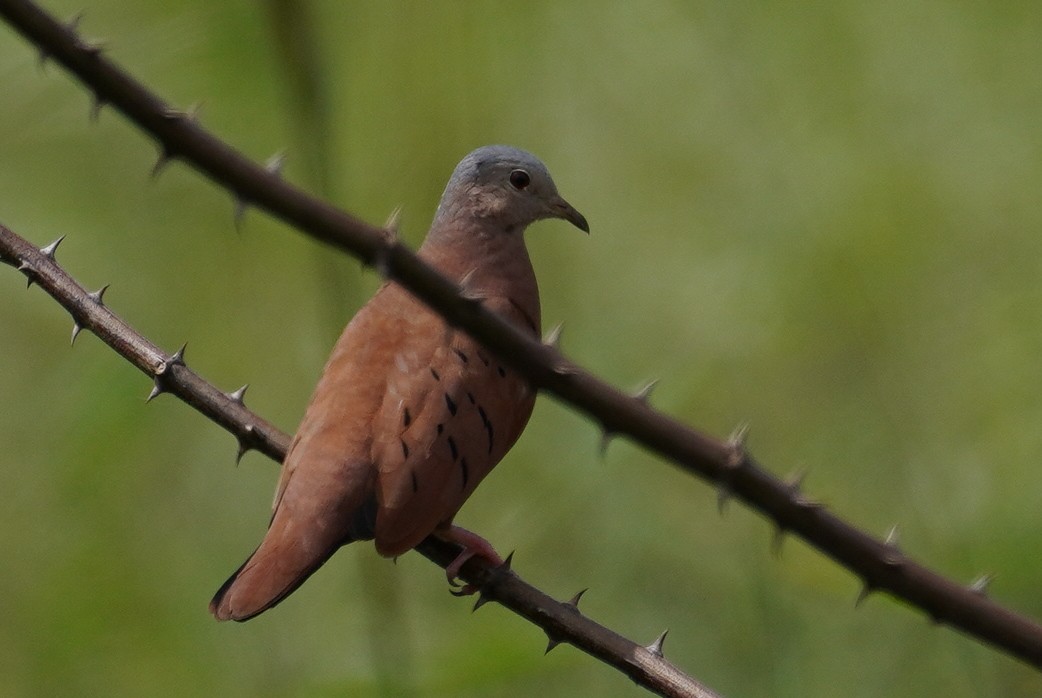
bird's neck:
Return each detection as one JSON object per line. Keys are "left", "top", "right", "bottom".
{"left": 418, "top": 220, "right": 541, "bottom": 335}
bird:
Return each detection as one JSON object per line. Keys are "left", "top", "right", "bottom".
{"left": 210, "top": 145, "right": 589, "bottom": 621}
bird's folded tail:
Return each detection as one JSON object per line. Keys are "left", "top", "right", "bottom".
{"left": 209, "top": 491, "right": 377, "bottom": 625}
{"left": 211, "top": 490, "right": 377, "bottom": 622}
{"left": 209, "top": 527, "right": 342, "bottom": 622}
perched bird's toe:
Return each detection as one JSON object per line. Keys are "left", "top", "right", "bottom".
{"left": 438, "top": 524, "right": 503, "bottom": 594}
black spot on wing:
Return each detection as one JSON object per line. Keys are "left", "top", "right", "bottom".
{"left": 403, "top": 407, "right": 411, "bottom": 427}
{"left": 452, "top": 348, "right": 469, "bottom": 363}
{"left": 466, "top": 391, "right": 475, "bottom": 404}
{"left": 400, "top": 439, "right": 409, "bottom": 459}
{"left": 444, "top": 393, "right": 458, "bottom": 416}
{"left": 430, "top": 367, "right": 440, "bottom": 381}
{"left": 447, "top": 435, "right": 459, "bottom": 461}
{"left": 459, "top": 457, "right": 469, "bottom": 488}
{"left": 477, "top": 405, "right": 494, "bottom": 454}
{"left": 436, "top": 423, "right": 444, "bottom": 435}
{"left": 497, "top": 365, "right": 507, "bottom": 378}
{"left": 411, "top": 471, "right": 419, "bottom": 493}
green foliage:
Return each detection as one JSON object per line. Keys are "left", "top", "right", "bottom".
{"left": 2, "top": 0, "right": 1042, "bottom": 695}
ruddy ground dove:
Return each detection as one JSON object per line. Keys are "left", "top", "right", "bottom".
{"left": 211, "top": 145, "right": 588, "bottom": 621}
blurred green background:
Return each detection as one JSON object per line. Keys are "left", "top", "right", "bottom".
{"left": 3, "top": 1, "right": 1042, "bottom": 695}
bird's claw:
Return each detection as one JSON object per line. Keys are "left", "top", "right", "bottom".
{"left": 436, "top": 525, "right": 502, "bottom": 596}
{"left": 445, "top": 549, "right": 480, "bottom": 595}
{"left": 449, "top": 582, "right": 480, "bottom": 597}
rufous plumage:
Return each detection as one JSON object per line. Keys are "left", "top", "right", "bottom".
{"left": 211, "top": 145, "right": 588, "bottom": 621}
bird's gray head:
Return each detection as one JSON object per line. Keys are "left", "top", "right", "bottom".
{"left": 433, "top": 145, "right": 589, "bottom": 235}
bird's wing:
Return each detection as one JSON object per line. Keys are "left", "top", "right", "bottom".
{"left": 269, "top": 288, "right": 399, "bottom": 524}
{"left": 371, "top": 296, "right": 537, "bottom": 556}
{"left": 210, "top": 284, "right": 404, "bottom": 620}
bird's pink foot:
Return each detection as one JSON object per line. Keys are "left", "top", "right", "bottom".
{"left": 436, "top": 525, "right": 502, "bottom": 595}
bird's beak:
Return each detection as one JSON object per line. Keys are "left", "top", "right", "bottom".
{"left": 550, "top": 196, "right": 590, "bottom": 234}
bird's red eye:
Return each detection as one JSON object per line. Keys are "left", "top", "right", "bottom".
{"left": 509, "top": 169, "right": 531, "bottom": 190}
